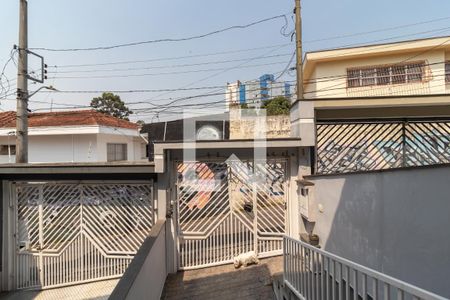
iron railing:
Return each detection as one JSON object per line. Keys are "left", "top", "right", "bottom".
{"left": 283, "top": 236, "right": 447, "bottom": 300}
{"left": 316, "top": 119, "right": 450, "bottom": 174}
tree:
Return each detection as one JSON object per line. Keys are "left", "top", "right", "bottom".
{"left": 261, "top": 96, "right": 291, "bottom": 116}
{"left": 90, "top": 92, "right": 132, "bottom": 120}
{"left": 136, "top": 120, "right": 145, "bottom": 127}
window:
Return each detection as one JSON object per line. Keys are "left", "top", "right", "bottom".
{"left": 141, "top": 143, "right": 148, "bottom": 159}
{"left": 347, "top": 62, "right": 425, "bottom": 88}
{"left": 446, "top": 61, "right": 450, "bottom": 83}
{"left": 107, "top": 143, "right": 127, "bottom": 162}
{"left": 0, "top": 145, "right": 16, "bottom": 155}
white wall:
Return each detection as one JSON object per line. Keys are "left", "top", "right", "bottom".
{"left": 30, "top": 134, "right": 98, "bottom": 163}
{"left": 0, "top": 132, "right": 146, "bottom": 163}
{"left": 308, "top": 166, "right": 450, "bottom": 298}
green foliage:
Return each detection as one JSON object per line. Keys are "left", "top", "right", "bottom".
{"left": 240, "top": 103, "right": 249, "bottom": 109}
{"left": 261, "top": 96, "right": 291, "bottom": 116}
{"left": 90, "top": 92, "right": 132, "bottom": 120}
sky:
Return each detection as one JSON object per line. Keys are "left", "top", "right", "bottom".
{"left": 1, "top": 0, "right": 450, "bottom": 122}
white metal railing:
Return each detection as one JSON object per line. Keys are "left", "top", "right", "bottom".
{"left": 283, "top": 236, "right": 448, "bottom": 300}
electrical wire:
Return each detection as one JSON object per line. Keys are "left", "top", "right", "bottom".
{"left": 0, "top": 49, "right": 17, "bottom": 98}
{"left": 47, "top": 53, "right": 293, "bottom": 74}
{"left": 47, "top": 61, "right": 291, "bottom": 80}
{"left": 48, "top": 43, "right": 294, "bottom": 69}
{"left": 304, "top": 15, "right": 450, "bottom": 44}
{"left": 29, "top": 14, "right": 289, "bottom": 52}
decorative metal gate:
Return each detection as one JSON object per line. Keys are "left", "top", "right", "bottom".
{"left": 317, "top": 119, "right": 450, "bottom": 174}
{"left": 176, "top": 158, "right": 288, "bottom": 270}
{"left": 14, "top": 181, "right": 154, "bottom": 289}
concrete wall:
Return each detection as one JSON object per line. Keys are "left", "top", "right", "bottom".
{"left": 230, "top": 115, "right": 291, "bottom": 139}
{"left": 110, "top": 221, "right": 167, "bottom": 300}
{"left": 308, "top": 166, "right": 450, "bottom": 297}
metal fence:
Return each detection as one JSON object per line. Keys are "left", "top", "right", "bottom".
{"left": 283, "top": 236, "right": 447, "bottom": 300}
{"left": 15, "top": 181, "right": 154, "bottom": 289}
{"left": 316, "top": 119, "right": 450, "bottom": 174}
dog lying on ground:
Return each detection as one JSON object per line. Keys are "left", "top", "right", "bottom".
{"left": 233, "top": 251, "right": 259, "bottom": 268}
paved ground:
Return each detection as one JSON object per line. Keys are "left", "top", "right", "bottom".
{"left": 0, "top": 279, "right": 119, "bottom": 300}
{"left": 161, "top": 256, "right": 283, "bottom": 300}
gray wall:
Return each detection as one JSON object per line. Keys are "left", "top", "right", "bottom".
{"left": 309, "top": 166, "right": 450, "bottom": 298}
{"left": 110, "top": 221, "right": 167, "bottom": 300}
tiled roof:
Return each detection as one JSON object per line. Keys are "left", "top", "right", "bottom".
{"left": 0, "top": 110, "right": 138, "bottom": 130}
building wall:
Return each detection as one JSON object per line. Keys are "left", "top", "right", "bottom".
{"left": 307, "top": 166, "right": 450, "bottom": 297}
{"left": 30, "top": 134, "right": 99, "bottom": 163}
{"left": 0, "top": 133, "right": 146, "bottom": 163}
{"left": 229, "top": 115, "right": 291, "bottom": 139}
{"left": 225, "top": 82, "right": 240, "bottom": 111}
{"left": 305, "top": 49, "right": 448, "bottom": 99}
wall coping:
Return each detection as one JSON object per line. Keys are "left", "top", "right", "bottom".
{"left": 109, "top": 220, "right": 166, "bottom": 300}
{"left": 307, "top": 162, "right": 450, "bottom": 179}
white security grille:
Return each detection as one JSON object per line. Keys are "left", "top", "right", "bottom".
{"left": 177, "top": 159, "right": 287, "bottom": 269}
{"left": 15, "top": 182, "right": 154, "bottom": 289}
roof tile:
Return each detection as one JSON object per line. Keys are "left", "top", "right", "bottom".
{"left": 0, "top": 110, "right": 138, "bottom": 130}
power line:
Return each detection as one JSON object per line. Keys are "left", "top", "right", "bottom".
{"left": 304, "top": 15, "right": 450, "bottom": 44}
{"left": 23, "top": 84, "right": 295, "bottom": 113}
{"left": 323, "top": 26, "right": 450, "bottom": 51}
{"left": 142, "top": 45, "right": 292, "bottom": 103}
{"left": 47, "top": 53, "right": 293, "bottom": 74}
{"left": 41, "top": 16, "right": 450, "bottom": 67}
{"left": 47, "top": 43, "right": 293, "bottom": 69}
{"left": 0, "top": 49, "right": 17, "bottom": 98}
{"left": 48, "top": 61, "right": 291, "bottom": 80}
{"left": 275, "top": 52, "right": 296, "bottom": 80}
{"left": 47, "top": 86, "right": 226, "bottom": 94}
{"left": 29, "top": 14, "right": 289, "bottom": 52}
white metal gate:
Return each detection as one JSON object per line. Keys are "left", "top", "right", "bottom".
{"left": 176, "top": 159, "right": 288, "bottom": 270}
{"left": 14, "top": 181, "right": 154, "bottom": 289}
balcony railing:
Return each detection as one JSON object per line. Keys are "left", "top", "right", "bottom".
{"left": 283, "top": 236, "right": 447, "bottom": 300}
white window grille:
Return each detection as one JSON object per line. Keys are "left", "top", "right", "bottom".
{"left": 347, "top": 61, "right": 425, "bottom": 88}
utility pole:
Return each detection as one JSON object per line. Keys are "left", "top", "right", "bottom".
{"left": 16, "top": 0, "right": 29, "bottom": 163}
{"left": 295, "top": 0, "right": 304, "bottom": 101}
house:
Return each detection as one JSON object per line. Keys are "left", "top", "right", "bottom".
{"left": 290, "top": 36, "right": 450, "bottom": 174}
{"left": 0, "top": 110, "right": 147, "bottom": 163}
{"left": 302, "top": 35, "right": 450, "bottom": 119}
{"left": 287, "top": 36, "right": 450, "bottom": 298}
